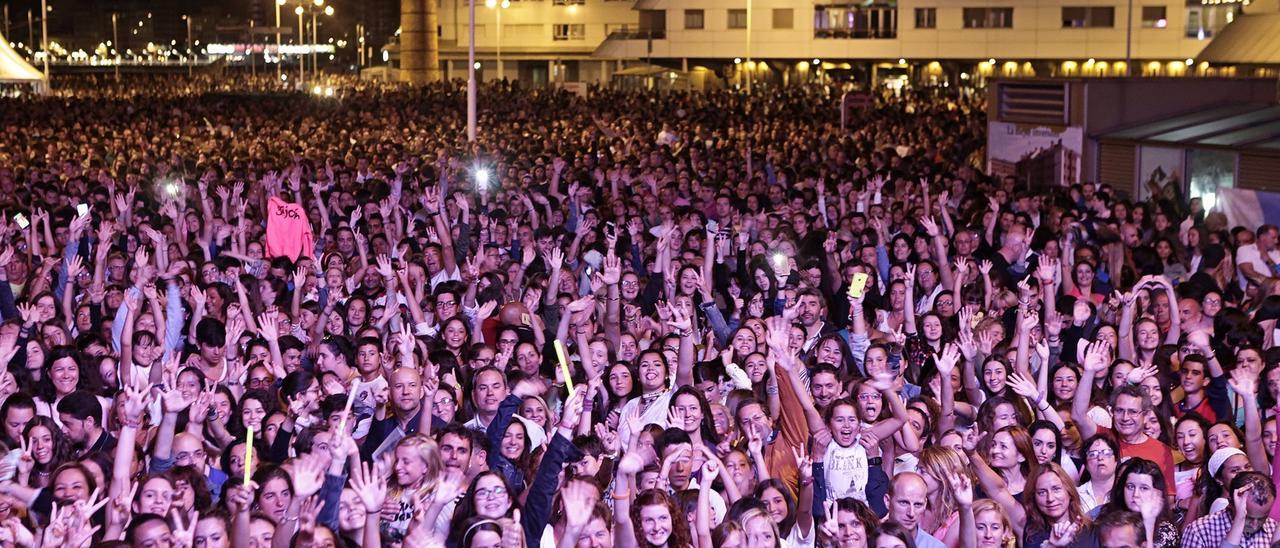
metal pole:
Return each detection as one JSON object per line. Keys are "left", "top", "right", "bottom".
{"left": 275, "top": 1, "right": 281, "bottom": 78}
{"left": 112, "top": 12, "right": 119, "bottom": 81}
{"left": 496, "top": 6, "right": 501, "bottom": 81}
{"left": 186, "top": 16, "right": 192, "bottom": 76}
{"left": 249, "top": 20, "right": 255, "bottom": 77}
{"left": 298, "top": 8, "right": 304, "bottom": 85}
{"left": 467, "top": 0, "right": 476, "bottom": 142}
{"left": 1125, "top": 0, "right": 1133, "bottom": 76}
{"left": 745, "top": 0, "right": 751, "bottom": 94}
{"left": 311, "top": 11, "right": 317, "bottom": 76}
{"left": 26, "top": 9, "right": 31, "bottom": 60}
{"left": 39, "top": 0, "right": 47, "bottom": 79}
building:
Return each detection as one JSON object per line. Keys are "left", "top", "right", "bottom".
{"left": 591, "top": 0, "right": 1258, "bottom": 87}
{"left": 430, "top": 0, "right": 639, "bottom": 85}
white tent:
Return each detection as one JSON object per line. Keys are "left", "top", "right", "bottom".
{"left": 0, "top": 30, "right": 47, "bottom": 94}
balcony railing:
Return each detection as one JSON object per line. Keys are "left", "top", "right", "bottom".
{"left": 813, "top": 28, "right": 897, "bottom": 38}
{"left": 606, "top": 29, "right": 667, "bottom": 40}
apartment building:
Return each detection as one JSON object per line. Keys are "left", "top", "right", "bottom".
{"left": 589, "top": 0, "right": 1248, "bottom": 85}
{"left": 432, "top": 0, "right": 637, "bottom": 85}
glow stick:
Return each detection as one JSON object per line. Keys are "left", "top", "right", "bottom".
{"left": 554, "top": 339, "right": 574, "bottom": 398}
{"left": 337, "top": 377, "right": 361, "bottom": 434}
{"left": 243, "top": 426, "right": 254, "bottom": 487}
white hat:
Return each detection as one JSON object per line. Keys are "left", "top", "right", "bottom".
{"left": 1208, "top": 447, "right": 1247, "bottom": 477}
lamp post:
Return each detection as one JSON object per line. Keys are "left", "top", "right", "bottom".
{"left": 485, "top": 0, "right": 509, "bottom": 81}
{"left": 467, "top": 0, "right": 476, "bottom": 142}
{"left": 311, "top": 0, "right": 324, "bottom": 77}
{"left": 295, "top": 5, "right": 304, "bottom": 85}
{"left": 182, "top": 14, "right": 192, "bottom": 76}
{"left": 356, "top": 23, "right": 364, "bottom": 67}
{"left": 275, "top": 0, "right": 284, "bottom": 78}
{"left": 745, "top": 0, "right": 752, "bottom": 93}
{"left": 39, "top": 0, "right": 47, "bottom": 79}
{"left": 320, "top": 5, "right": 332, "bottom": 74}
{"left": 111, "top": 12, "right": 119, "bottom": 81}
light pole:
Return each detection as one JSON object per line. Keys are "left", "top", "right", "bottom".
{"left": 745, "top": 0, "right": 752, "bottom": 93}
{"left": 320, "top": 5, "right": 332, "bottom": 75}
{"left": 111, "top": 12, "right": 119, "bottom": 81}
{"left": 467, "top": 0, "right": 476, "bottom": 141}
{"left": 311, "top": 0, "right": 324, "bottom": 77}
{"left": 295, "top": 5, "right": 304, "bottom": 85}
{"left": 275, "top": 0, "right": 284, "bottom": 78}
{"left": 356, "top": 23, "right": 364, "bottom": 67}
{"left": 485, "top": 0, "right": 509, "bottom": 80}
{"left": 183, "top": 14, "right": 192, "bottom": 76}
{"left": 39, "top": 0, "right": 47, "bottom": 79}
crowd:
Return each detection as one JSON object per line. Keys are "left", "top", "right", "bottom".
{"left": 0, "top": 72, "right": 1270, "bottom": 548}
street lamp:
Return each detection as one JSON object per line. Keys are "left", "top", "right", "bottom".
{"left": 182, "top": 15, "right": 192, "bottom": 76}
{"left": 312, "top": 0, "right": 325, "bottom": 77}
{"left": 295, "top": 5, "right": 305, "bottom": 85}
{"left": 486, "top": 0, "right": 509, "bottom": 80}
{"left": 111, "top": 12, "right": 119, "bottom": 81}
{"left": 39, "top": 0, "right": 47, "bottom": 79}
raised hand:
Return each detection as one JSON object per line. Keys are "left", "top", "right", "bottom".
{"left": 289, "top": 453, "right": 326, "bottom": 498}
{"left": 666, "top": 305, "right": 693, "bottom": 334}
{"left": 1047, "top": 520, "right": 1080, "bottom": 548}
{"left": 1126, "top": 363, "right": 1159, "bottom": 385}
{"left": 1006, "top": 373, "right": 1040, "bottom": 401}
{"left": 1082, "top": 339, "right": 1111, "bottom": 374}
{"left": 561, "top": 480, "right": 600, "bottom": 530}
{"left": 950, "top": 473, "right": 975, "bottom": 507}
{"left": 935, "top": 343, "right": 961, "bottom": 375}
{"left": 349, "top": 460, "right": 389, "bottom": 512}
{"left": 601, "top": 252, "right": 622, "bottom": 285}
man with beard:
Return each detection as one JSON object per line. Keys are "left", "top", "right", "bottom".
{"left": 796, "top": 289, "right": 835, "bottom": 356}
{"left": 57, "top": 390, "right": 115, "bottom": 457}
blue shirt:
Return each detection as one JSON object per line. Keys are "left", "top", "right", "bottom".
{"left": 915, "top": 528, "right": 947, "bottom": 548}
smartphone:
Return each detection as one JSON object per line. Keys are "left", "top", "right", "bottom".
{"left": 12, "top": 214, "right": 28, "bottom": 229}
{"left": 849, "top": 272, "right": 870, "bottom": 298}
{"left": 76, "top": 204, "right": 89, "bottom": 218}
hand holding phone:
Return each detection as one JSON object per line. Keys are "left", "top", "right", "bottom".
{"left": 849, "top": 272, "right": 870, "bottom": 299}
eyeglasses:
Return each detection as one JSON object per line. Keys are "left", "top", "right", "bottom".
{"left": 1087, "top": 449, "right": 1114, "bottom": 460}
{"left": 475, "top": 486, "right": 508, "bottom": 499}
{"left": 175, "top": 449, "right": 205, "bottom": 462}
{"left": 437, "top": 300, "right": 457, "bottom": 307}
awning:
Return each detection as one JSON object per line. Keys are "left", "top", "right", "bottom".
{"left": 1097, "top": 103, "right": 1280, "bottom": 152}
{"left": 1197, "top": 12, "right": 1280, "bottom": 65}
{"left": 0, "top": 30, "right": 47, "bottom": 93}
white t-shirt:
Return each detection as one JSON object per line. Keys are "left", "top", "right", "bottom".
{"left": 823, "top": 441, "right": 869, "bottom": 501}
{"left": 1236, "top": 242, "right": 1280, "bottom": 289}
{"left": 617, "top": 390, "right": 674, "bottom": 450}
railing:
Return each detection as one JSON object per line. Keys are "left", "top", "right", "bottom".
{"left": 813, "top": 28, "right": 897, "bottom": 39}
{"left": 606, "top": 29, "right": 667, "bottom": 40}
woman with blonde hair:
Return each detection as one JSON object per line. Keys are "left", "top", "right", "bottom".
{"left": 917, "top": 446, "right": 974, "bottom": 546}
{"left": 971, "top": 499, "right": 1016, "bottom": 548}
{"left": 737, "top": 507, "right": 783, "bottom": 548}
{"left": 381, "top": 433, "right": 444, "bottom": 539}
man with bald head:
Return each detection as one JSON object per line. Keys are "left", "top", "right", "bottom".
{"left": 148, "top": 388, "right": 230, "bottom": 500}
{"left": 361, "top": 367, "right": 426, "bottom": 461}
{"left": 884, "top": 472, "right": 946, "bottom": 548}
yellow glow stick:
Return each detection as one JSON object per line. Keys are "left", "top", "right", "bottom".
{"left": 554, "top": 339, "right": 574, "bottom": 398}
{"left": 243, "top": 426, "right": 254, "bottom": 487}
